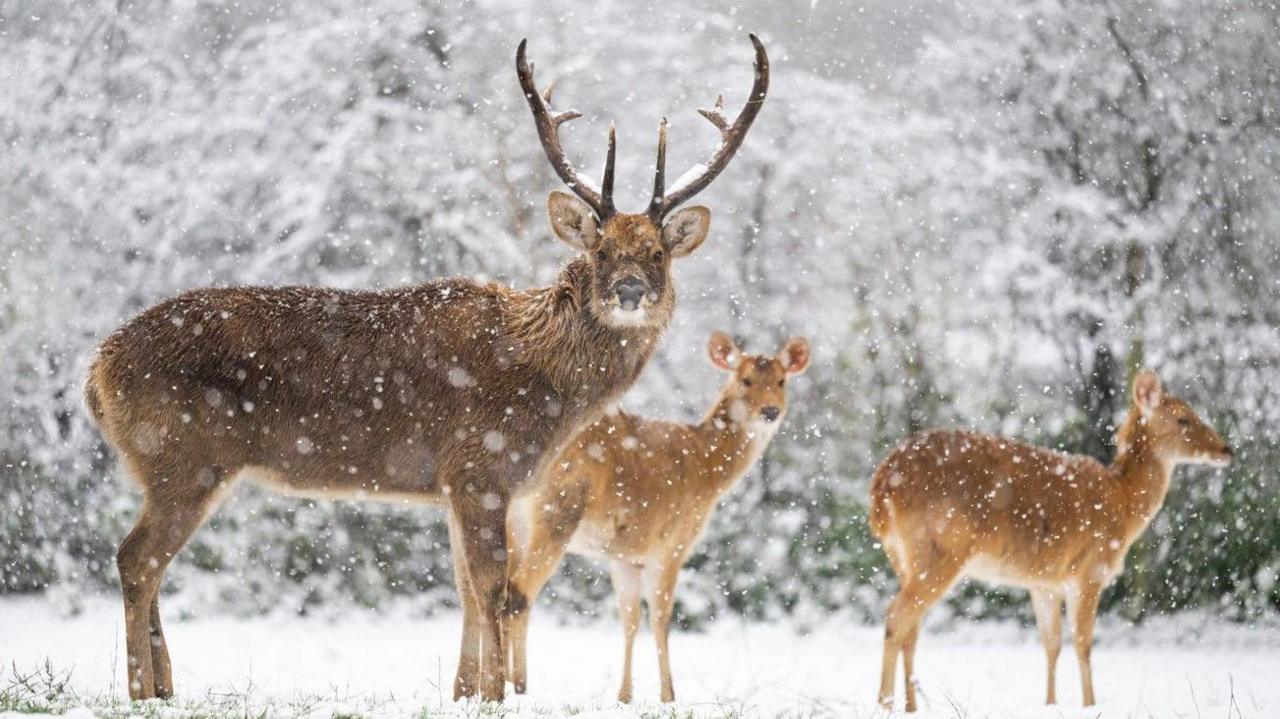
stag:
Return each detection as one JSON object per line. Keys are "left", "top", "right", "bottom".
{"left": 85, "top": 35, "right": 769, "bottom": 703}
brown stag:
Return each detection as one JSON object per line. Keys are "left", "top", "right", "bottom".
{"left": 85, "top": 35, "right": 769, "bottom": 703}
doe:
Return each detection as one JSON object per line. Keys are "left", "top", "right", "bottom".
{"left": 870, "top": 369, "right": 1232, "bottom": 711}
{"left": 505, "top": 331, "right": 810, "bottom": 702}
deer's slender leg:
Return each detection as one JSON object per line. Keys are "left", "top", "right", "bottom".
{"left": 148, "top": 595, "right": 173, "bottom": 698}
{"left": 448, "top": 514, "right": 481, "bottom": 701}
{"left": 610, "top": 561, "right": 643, "bottom": 703}
{"left": 1030, "top": 589, "right": 1064, "bottom": 705}
{"left": 117, "top": 464, "right": 229, "bottom": 700}
{"left": 1069, "top": 581, "right": 1103, "bottom": 707}
{"left": 504, "top": 496, "right": 582, "bottom": 695}
{"left": 901, "top": 622, "right": 921, "bottom": 711}
{"left": 644, "top": 560, "right": 682, "bottom": 703}
{"left": 879, "top": 551, "right": 961, "bottom": 713}
{"left": 450, "top": 489, "right": 510, "bottom": 702}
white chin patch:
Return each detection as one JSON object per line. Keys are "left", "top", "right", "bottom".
{"left": 748, "top": 419, "right": 781, "bottom": 441}
{"left": 608, "top": 306, "right": 649, "bottom": 327}
{"left": 1192, "top": 455, "right": 1231, "bottom": 468}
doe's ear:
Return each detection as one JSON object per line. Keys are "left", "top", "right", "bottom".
{"left": 1133, "top": 369, "right": 1163, "bottom": 416}
{"left": 547, "top": 191, "right": 600, "bottom": 251}
{"left": 662, "top": 206, "right": 711, "bottom": 258}
{"left": 707, "top": 331, "right": 739, "bottom": 371}
{"left": 779, "top": 337, "right": 811, "bottom": 375}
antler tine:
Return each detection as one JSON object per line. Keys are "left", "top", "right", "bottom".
{"left": 697, "top": 95, "right": 730, "bottom": 133}
{"left": 647, "top": 118, "right": 668, "bottom": 221}
{"left": 601, "top": 122, "right": 617, "bottom": 216}
{"left": 655, "top": 34, "right": 770, "bottom": 220}
{"left": 516, "top": 39, "right": 613, "bottom": 220}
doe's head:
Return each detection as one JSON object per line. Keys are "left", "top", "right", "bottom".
{"left": 708, "top": 331, "right": 809, "bottom": 427}
{"left": 1129, "top": 370, "right": 1232, "bottom": 467}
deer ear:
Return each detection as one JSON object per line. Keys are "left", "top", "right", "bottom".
{"left": 662, "top": 206, "right": 710, "bottom": 258}
{"left": 1133, "top": 369, "right": 1163, "bottom": 415}
{"left": 779, "top": 337, "right": 811, "bottom": 375}
{"left": 707, "top": 331, "right": 738, "bottom": 371}
{"left": 547, "top": 191, "right": 600, "bottom": 251}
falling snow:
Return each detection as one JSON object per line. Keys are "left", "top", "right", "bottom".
{"left": 1, "top": 1, "right": 1278, "bottom": 717}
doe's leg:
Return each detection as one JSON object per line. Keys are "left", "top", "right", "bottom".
{"left": 878, "top": 551, "right": 962, "bottom": 713}
{"left": 610, "top": 561, "right": 643, "bottom": 703}
{"left": 1069, "top": 582, "right": 1103, "bottom": 707}
{"left": 1030, "top": 589, "right": 1064, "bottom": 705}
{"left": 643, "top": 559, "right": 683, "bottom": 703}
{"left": 503, "top": 492, "right": 582, "bottom": 695}
{"left": 117, "top": 464, "right": 230, "bottom": 700}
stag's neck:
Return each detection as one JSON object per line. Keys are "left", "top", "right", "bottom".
{"left": 1106, "top": 409, "right": 1174, "bottom": 531}
{"left": 507, "top": 256, "right": 667, "bottom": 411}
{"left": 694, "top": 394, "right": 777, "bottom": 494}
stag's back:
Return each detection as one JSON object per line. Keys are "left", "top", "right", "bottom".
{"left": 85, "top": 280, "right": 554, "bottom": 498}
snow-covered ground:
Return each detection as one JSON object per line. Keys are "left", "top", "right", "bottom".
{"left": 1, "top": 596, "right": 1277, "bottom": 718}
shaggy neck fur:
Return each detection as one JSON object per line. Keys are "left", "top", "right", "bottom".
{"left": 505, "top": 256, "right": 669, "bottom": 409}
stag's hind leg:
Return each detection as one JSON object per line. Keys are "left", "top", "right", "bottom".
{"left": 878, "top": 547, "right": 962, "bottom": 713}
{"left": 117, "top": 461, "right": 232, "bottom": 700}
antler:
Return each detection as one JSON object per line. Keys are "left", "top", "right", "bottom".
{"left": 648, "top": 34, "right": 770, "bottom": 222}
{"left": 516, "top": 39, "right": 616, "bottom": 220}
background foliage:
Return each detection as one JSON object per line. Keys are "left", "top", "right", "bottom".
{"left": 2, "top": 0, "right": 1277, "bottom": 625}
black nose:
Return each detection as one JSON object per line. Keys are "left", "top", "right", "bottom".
{"left": 760, "top": 406, "right": 781, "bottom": 422}
{"left": 614, "top": 277, "right": 646, "bottom": 310}
{"left": 1223, "top": 445, "right": 1234, "bottom": 457}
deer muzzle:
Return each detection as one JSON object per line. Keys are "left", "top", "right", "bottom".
{"left": 613, "top": 276, "right": 647, "bottom": 312}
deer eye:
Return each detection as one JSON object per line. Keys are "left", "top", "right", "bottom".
{"left": 778, "top": 379, "right": 785, "bottom": 387}
{"left": 652, "top": 250, "right": 664, "bottom": 262}
{"left": 742, "top": 378, "right": 753, "bottom": 387}
{"left": 1177, "top": 417, "right": 1191, "bottom": 427}
{"left": 596, "top": 250, "right": 608, "bottom": 262}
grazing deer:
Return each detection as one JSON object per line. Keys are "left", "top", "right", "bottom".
{"left": 84, "top": 36, "right": 769, "bottom": 702}
{"left": 870, "top": 370, "right": 1232, "bottom": 711}
{"left": 504, "top": 331, "right": 810, "bottom": 703}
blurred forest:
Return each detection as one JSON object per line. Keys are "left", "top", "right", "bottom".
{"left": 1, "top": 0, "right": 1278, "bottom": 625}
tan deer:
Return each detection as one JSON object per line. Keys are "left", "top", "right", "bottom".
{"left": 870, "top": 370, "right": 1232, "bottom": 711}
{"left": 504, "top": 331, "right": 810, "bottom": 702}
{"left": 84, "top": 36, "right": 769, "bottom": 702}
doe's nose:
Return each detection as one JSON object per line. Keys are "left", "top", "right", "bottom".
{"left": 760, "top": 406, "right": 781, "bottom": 422}
{"left": 614, "top": 277, "right": 646, "bottom": 311}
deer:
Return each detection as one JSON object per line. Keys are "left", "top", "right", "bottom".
{"left": 869, "top": 369, "right": 1233, "bottom": 712}
{"left": 84, "top": 35, "right": 770, "bottom": 703}
{"left": 503, "top": 331, "right": 810, "bottom": 703}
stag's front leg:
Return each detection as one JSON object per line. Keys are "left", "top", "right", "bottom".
{"left": 450, "top": 487, "right": 510, "bottom": 702}
{"left": 447, "top": 515, "right": 481, "bottom": 700}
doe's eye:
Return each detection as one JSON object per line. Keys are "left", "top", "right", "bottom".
{"left": 778, "top": 379, "right": 785, "bottom": 387}
{"left": 742, "top": 378, "right": 753, "bottom": 387}
{"left": 653, "top": 250, "right": 664, "bottom": 262}
{"left": 596, "top": 250, "right": 608, "bottom": 262}
{"left": 1177, "top": 417, "right": 1191, "bottom": 427}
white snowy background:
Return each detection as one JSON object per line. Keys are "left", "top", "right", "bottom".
{"left": 2, "top": 0, "right": 1279, "bottom": 716}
